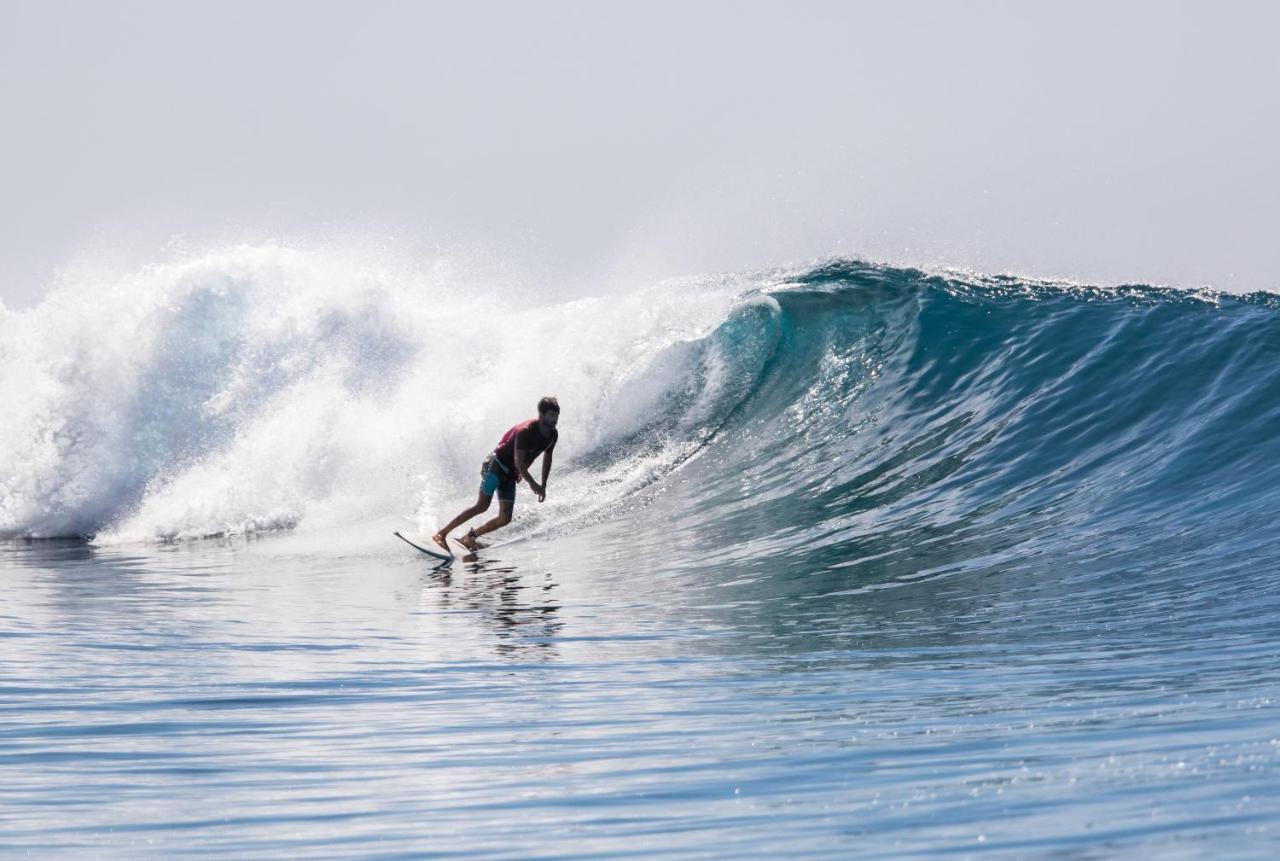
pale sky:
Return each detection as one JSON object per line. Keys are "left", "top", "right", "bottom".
{"left": 2, "top": 0, "right": 1278, "bottom": 307}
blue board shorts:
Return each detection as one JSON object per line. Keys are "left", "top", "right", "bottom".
{"left": 480, "top": 454, "right": 517, "bottom": 503}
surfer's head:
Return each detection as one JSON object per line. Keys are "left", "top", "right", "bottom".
{"left": 538, "top": 396, "right": 560, "bottom": 429}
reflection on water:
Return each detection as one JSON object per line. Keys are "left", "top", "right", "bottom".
{"left": 3, "top": 532, "right": 1280, "bottom": 859}
{"left": 419, "top": 558, "right": 563, "bottom": 660}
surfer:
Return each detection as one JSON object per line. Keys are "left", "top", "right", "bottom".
{"left": 432, "top": 396, "right": 560, "bottom": 553}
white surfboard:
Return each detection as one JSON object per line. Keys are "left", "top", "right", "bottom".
{"left": 394, "top": 531, "right": 453, "bottom": 563}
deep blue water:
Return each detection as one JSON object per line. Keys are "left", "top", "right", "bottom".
{"left": 3, "top": 259, "right": 1280, "bottom": 857}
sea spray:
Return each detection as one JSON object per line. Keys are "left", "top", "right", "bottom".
{"left": 0, "top": 243, "right": 756, "bottom": 542}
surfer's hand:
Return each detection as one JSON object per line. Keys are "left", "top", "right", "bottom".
{"left": 537, "top": 490, "right": 547, "bottom": 503}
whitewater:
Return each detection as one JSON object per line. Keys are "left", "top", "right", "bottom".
{"left": 0, "top": 244, "right": 767, "bottom": 543}
{"left": 3, "top": 245, "right": 1279, "bottom": 857}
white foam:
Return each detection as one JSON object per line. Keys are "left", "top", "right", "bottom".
{"left": 0, "top": 242, "right": 770, "bottom": 543}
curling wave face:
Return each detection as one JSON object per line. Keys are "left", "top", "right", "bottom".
{"left": 595, "top": 261, "right": 1280, "bottom": 656}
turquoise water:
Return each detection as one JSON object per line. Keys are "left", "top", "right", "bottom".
{"left": 4, "top": 258, "right": 1280, "bottom": 856}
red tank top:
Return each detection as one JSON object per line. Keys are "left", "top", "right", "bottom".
{"left": 493, "top": 418, "right": 557, "bottom": 480}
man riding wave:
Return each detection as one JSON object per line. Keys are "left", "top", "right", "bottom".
{"left": 433, "top": 396, "right": 559, "bottom": 552}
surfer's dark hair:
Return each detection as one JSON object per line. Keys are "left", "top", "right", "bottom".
{"left": 538, "top": 396, "right": 560, "bottom": 415}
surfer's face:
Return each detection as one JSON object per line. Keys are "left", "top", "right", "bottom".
{"left": 540, "top": 409, "right": 559, "bottom": 429}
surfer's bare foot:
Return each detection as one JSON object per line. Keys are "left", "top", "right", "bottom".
{"left": 459, "top": 529, "right": 485, "bottom": 551}
{"left": 431, "top": 532, "right": 449, "bottom": 553}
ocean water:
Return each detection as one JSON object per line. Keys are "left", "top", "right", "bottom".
{"left": 3, "top": 250, "right": 1280, "bottom": 858}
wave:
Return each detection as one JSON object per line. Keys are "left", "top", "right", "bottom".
{"left": 4, "top": 248, "right": 1279, "bottom": 591}
{"left": 635, "top": 261, "right": 1280, "bottom": 620}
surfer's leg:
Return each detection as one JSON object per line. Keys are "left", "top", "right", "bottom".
{"left": 471, "top": 500, "right": 513, "bottom": 541}
{"left": 434, "top": 492, "right": 492, "bottom": 549}
{"left": 460, "top": 473, "right": 515, "bottom": 549}
{"left": 474, "top": 500, "right": 513, "bottom": 535}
